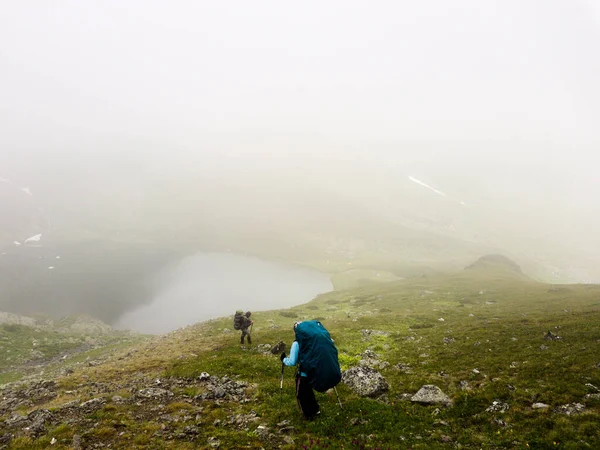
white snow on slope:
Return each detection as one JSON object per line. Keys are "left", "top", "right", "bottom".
{"left": 20, "top": 187, "right": 33, "bottom": 196}
{"left": 14, "top": 241, "right": 22, "bottom": 246}
{"left": 0, "top": 177, "right": 11, "bottom": 184}
{"left": 24, "top": 234, "right": 42, "bottom": 243}
{"left": 408, "top": 176, "right": 447, "bottom": 197}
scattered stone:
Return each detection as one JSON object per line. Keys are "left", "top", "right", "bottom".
{"left": 283, "top": 436, "right": 295, "bottom": 445}
{"left": 79, "top": 398, "right": 106, "bottom": 412}
{"left": 207, "top": 436, "right": 221, "bottom": 448}
{"left": 411, "top": 385, "right": 452, "bottom": 406}
{"left": 198, "top": 372, "right": 211, "bottom": 382}
{"left": 459, "top": 381, "right": 470, "bottom": 391}
{"left": 350, "top": 417, "right": 369, "bottom": 425}
{"left": 585, "top": 393, "right": 600, "bottom": 401}
{"left": 394, "top": 363, "right": 412, "bottom": 374}
{"left": 222, "top": 328, "right": 232, "bottom": 334}
{"left": 443, "top": 337, "right": 455, "bottom": 344}
{"left": 255, "top": 425, "right": 270, "bottom": 440}
{"left": 271, "top": 341, "right": 286, "bottom": 354}
{"left": 532, "top": 403, "right": 550, "bottom": 409}
{"left": 540, "top": 345, "right": 549, "bottom": 351}
{"left": 72, "top": 434, "right": 82, "bottom": 450}
{"left": 585, "top": 383, "right": 599, "bottom": 392}
{"left": 111, "top": 395, "right": 125, "bottom": 404}
{"left": 543, "top": 331, "right": 561, "bottom": 341}
{"left": 440, "top": 435, "right": 452, "bottom": 443}
{"left": 182, "top": 425, "right": 199, "bottom": 436}
{"left": 137, "top": 388, "right": 173, "bottom": 399}
{"left": 26, "top": 409, "right": 53, "bottom": 436}
{"left": 493, "top": 418, "right": 508, "bottom": 427}
{"left": 438, "top": 318, "right": 445, "bottom": 322}
{"left": 486, "top": 401, "right": 509, "bottom": 413}
{"left": 50, "top": 437, "right": 57, "bottom": 445}
{"left": 361, "top": 329, "right": 390, "bottom": 339}
{"left": 472, "top": 368, "right": 480, "bottom": 374}
{"left": 554, "top": 403, "right": 585, "bottom": 415}
{"left": 342, "top": 367, "right": 389, "bottom": 398}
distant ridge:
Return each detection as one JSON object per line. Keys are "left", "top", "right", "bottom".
{"left": 465, "top": 254, "right": 523, "bottom": 274}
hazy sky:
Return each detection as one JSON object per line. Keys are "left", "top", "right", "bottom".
{"left": 1, "top": 1, "right": 599, "bottom": 279}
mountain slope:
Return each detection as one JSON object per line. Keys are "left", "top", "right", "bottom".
{"left": 1, "top": 266, "right": 599, "bottom": 449}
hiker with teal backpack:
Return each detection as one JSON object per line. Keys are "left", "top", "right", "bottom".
{"left": 280, "top": 320, "right": 342, "bottom": 419}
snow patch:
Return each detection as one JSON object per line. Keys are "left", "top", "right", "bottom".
{"left": 20, "top": 187, "right": 33, "bottom": 196}
{"left": 14, "top": 241, "right": 22, "bottom": 246}
{"left": 408, "top": 176, "right": 446, "bottom": 197}
{"left": 48, "top": 266, "right": 55, "bottom": 270}
{"left": 25, "top": 233, "right": 42, "bottom": 243}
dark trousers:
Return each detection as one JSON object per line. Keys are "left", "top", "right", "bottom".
{"left": 241, "top": 328, "right": 251, "bottom": 344}
{"left": 296, "top": 374, "right": 320, "bottom": 419}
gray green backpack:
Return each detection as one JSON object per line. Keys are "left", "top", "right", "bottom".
{"left": 233, "top": 310, "right": 244, "bottom": 330}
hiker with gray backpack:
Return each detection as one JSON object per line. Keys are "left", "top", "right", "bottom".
{"left": 233, "top": 310, "right": 253, "bottom": 345}
{"left": 280, "top": 320, "right": 342, "bottom": 420}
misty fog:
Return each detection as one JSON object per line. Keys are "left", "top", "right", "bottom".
{"left": 1, "top": 1, "right": 599, "bottom": 326}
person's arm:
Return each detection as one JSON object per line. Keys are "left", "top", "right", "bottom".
{"left": 283, "top": 341, "right": 299, "bottom": 367}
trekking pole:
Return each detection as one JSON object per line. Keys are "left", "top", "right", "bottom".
{"left": 279, "top": 363, "right": 285, "bottom": 421}
{"left": 334, "top": 386, "right": 343, "bottom": 410}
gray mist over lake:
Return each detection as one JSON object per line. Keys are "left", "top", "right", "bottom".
{"left": 114, "top": 253, "right": 332, "bottom": 334}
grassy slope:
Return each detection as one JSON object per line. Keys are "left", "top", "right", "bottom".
{"left": 2, "top": 267, "right": 600, "bottom": 449}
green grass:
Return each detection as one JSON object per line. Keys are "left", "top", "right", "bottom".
{"left": 2, "top": 266, "right": 599, "bottom": 449}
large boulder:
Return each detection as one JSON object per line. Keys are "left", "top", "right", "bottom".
{"left": 411, "top": 385, "right": 452, "bottom": 406}
{"left": 342, "top": 366, "right": 389, "bottom": 398}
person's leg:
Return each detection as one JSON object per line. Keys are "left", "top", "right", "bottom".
{"left": 247, "top": 331, "right": 251, "bottom": 344}
{"left": 240, "top": 329, "right": 246, "bottom": 344}
{"left": 295, "top": 375, "right": 320, "bottom": 419}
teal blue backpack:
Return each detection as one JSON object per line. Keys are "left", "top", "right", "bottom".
{"left": 295, "top": 320, "right": 342, "bottom": 392}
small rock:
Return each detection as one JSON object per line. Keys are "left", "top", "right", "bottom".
{"left": 438, "top": 318, "right": 445, "bottom": 322}
{"left": 51, "top": 437, "right": 57, "bottom": 445}
{"left": 554, "top": 403, "right": 585, "bottom": 415}
{"left": 395, "top": 363, "right": 412, "bottom": 373}
{"left": 283, "top": 436, "right": 295, "bottom": 445}
{"left": 443, "top": 337, "right": 455, "bottom": 344}
{"left": 532, "top": 403, "right": 550, "bottom": 409}
{"left": 72, "top": 435, "right": 82, "bottom": 450}
{"left": 198, "top": 372, "right": 211, "bottom": 381}
{"left": 493, "top": 418, "right": 508, "bottom": 427}
{"left": 472, "top": 368, "right": 480, "bottom": 374}
{"left": 79, "top": 398, "right": 105, "bottom": 412}
{"left": 411, "top": 385, "right": 452, "bottom": 406}
{"left": 543, "top": 331, "right": 561, "bottom": 341}
{"left": 342, "top": 366, "right": 389, "bottom": 398}
{"left": 271, "top": 341, "right": 286, "bottom": 354}
{"left": 459, "top": 381, "right": 470, "bottom": 391}
{"left": 137, "top": 388, "right": 173, "bottom": 399}
{"left": 540, "top": 345, "right": 549, "bottom": 351}
{"left": 256, "top": 425, "right": 270, "bottom": 439}
{"left": 440, "top": 435, "right": 452, "bottom": 443}
{"left": 207, "top": 436, "right": 221, "bottom": 448}
{"left": 486, "top": 401, "right": 510, "bottom": 413}
{"left": 111, "top": 395, "right": 125, "bottom": 404}
{"left": 585, "top": 383, "right": 599, "bottom": 393}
